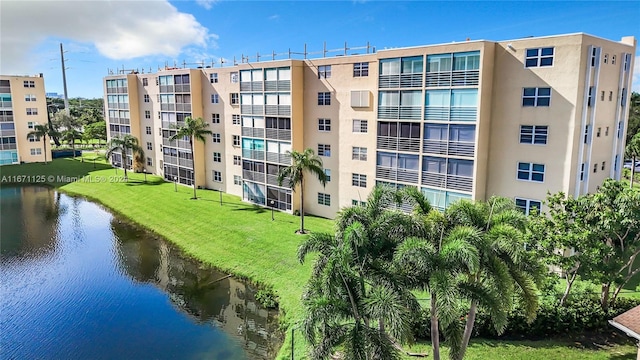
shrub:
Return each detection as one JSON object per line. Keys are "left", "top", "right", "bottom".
{"left": 255, "top": 287, "right": 279, "bottom": 309}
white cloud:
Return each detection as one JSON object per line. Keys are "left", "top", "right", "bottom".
{"left": 268, "top": 14, "right": 280, "bottom": 21}
{"left": 0, "top": 0, "right": 214, "bottom": 74}
{"left": 195, "top": 0, "right": 217, "bottom": 10}
{"left": 632, "top": 55, "right": 640, "bottom": 93}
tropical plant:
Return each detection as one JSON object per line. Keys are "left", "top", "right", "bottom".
{"left": 27, "top": 124, "right": 56, "bottom": 164}
{"left": 169, "top": 116, "right": 212, "bottom": 199}
{"left": 52, "top": 111, "right": 80, "bottom": 131}
{"left": 625, "top": 132, "right": 640, "bottom": 188}
{"left": 83, "top": 121, "right": 107, "bottom": 145}
{"left": 277, "top": 148, "right": 327, "bottom": 234}
{"left": 61, "top": 128, "right": 83, "bottom": 158}
{"left": 105, "top": 134, "right": 145, "bottom": 180}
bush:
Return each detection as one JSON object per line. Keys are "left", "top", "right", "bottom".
{"left": 255, "top": 287, "right": 279, "bottom": 309}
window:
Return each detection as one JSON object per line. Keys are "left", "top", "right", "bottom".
{"left": 143, "top": 78, "right": 148, "bottom": 86}
{"left": 146, "top": 126, "right": 152, "bottom": 135}
{"left": 351, "top": 90, "right": 370, "bottom": 107}
{"left": 213, "top": 152, "right": 221, "bottom": 162}
{"left": 317, "top": 193, "right": 331, "bottom": 206}
{"left": 25, "top": 94, "right": 36, "bottom": 102}
{"left": 609, "top": 91, "right": 613, "bottom": 101}
{"left": 318, "top": 144, "right": 331, "bottom": 157}
{"left": 232, "top": 114, "right": 241, "bottom": 125}
{"left": 26, "top": 108, "right": 38, "bottom": 115}
{"left": 580, "top": 163, "right": 585, "bottom": 181}
{"left": 601, "top": 161, "right": 605, "bottom": 171}
{"left": 353, "top": 62, "right": 369, "bottom": 77}
{"left": 525, "top": 47, "right": 554, "bottom": 67}
{"left": 234, "top": 175, "right": 242, "bottom": 185}
{"left": 213, "top": 170, "right": 222, "bottom": 182}
{"left": 144, "top": 94, "right": 150, "bottom": 103}
{"left": 605, "top": 126, "right": 609, "bottom": 136}
{"left": 318, "top": 65, "right": 331, "bottom": 79}
{"left": 28, "top": 134, "right": 38, "bottom": 142}
{"left": 212, "top": 113, "right": 220, "bottom": 124}
{"left": 212, "top": 133, "right": 221, "bottom": 143}
{"left": 612, "top": 55, "right": 616, "bottom": 65}
{"left": 324, "top": 169, "right": 331, "bottom": 182}
{"left": 352, "top": 200, "right": 367, "bottom": 206}
{"left": 318, "top": 118, "right": 331, "bottom": 132}
{"left": 601, "top": 91, "right": 605, "bottom": 101}
{"left": 318, "top": 92, "right": 331, "bottom": 105}
{"left": 27, "top": 121, "right": 35, "bottom": 129}
{"left": 231, "top": 93, "right": 239, "bottom": 105}
{"left": 517, "top": 162, "right": 545, "bottom": 182}
{"left": 584, "top": 125, "right": 590, "bottom": 144}
{"left": 23, "top": 80, "right": 35, "bottom": 88}
{"left": 233, "top": 135, "right": 240, "bottom": 146}
{"left": 147, "top": 157, "right": 152, "bottom": 166}
{"left": 230, "top": 72, "right": 239, "bottom": 83}
{"left": 588, "top": 86, "right": 594, "bottom": 106}
{"left": 30, "top": 148, "right": 42, "bottom": 155}
{"left": 597, "top": 127, "right": 601, "bottom": 137}
{"left": 146, "top": 142, "right": 152, "bottom": 151}
{"left": 591, "top": 48, "right": 598, "bottom": 66}
{"left": 352, "top": 147, "right": 367, "bottom": 161}
{"left": 604, "top": 54, "right": 608, "bottom": 64}
{"left": 519, "top": 125, "right": 548, "bottom": 145}
{"left": 233, "top": 155, "right": 241, "bottom": 165}
{"left": 210, "top": 73, "right": 218, "bottom": 83}
{"left": 145, "top": 110, "right": 151, "bottom": 119}
{"left": 353, "top": 119, "right": 368, "bottom": 133}
{"left": 352, "top": 173, "right": 367, "bottom": 187}
{"left": 515, "top": 198, "right": 541, "bottom": 215}
{"left": 211, "top": 94, "right": 219, "bottom": 104}
{"left": 593, "top": 163, "right": 598, "bottom": 173}
{"left": 522, "top": 87, "right": 551, "bottom": 107}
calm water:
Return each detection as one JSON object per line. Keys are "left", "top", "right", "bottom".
{"left": 0, "top": 186, "right": 281, "bottom": 360}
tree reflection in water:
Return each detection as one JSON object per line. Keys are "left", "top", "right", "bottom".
{"left": 111, "top": 219, "right": 282, "bottom": 359}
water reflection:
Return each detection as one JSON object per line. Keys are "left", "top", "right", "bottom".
{"left": 112, "top": 219, "right": 281, "bottom": 359}
{"left": 1, "top": 186, "right": 281, "bottom": 360}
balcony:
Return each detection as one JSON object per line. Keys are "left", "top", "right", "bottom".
{"left": 448, "top": 141, "right": 475, "bottom": 157}
{"left": 242, "top": 149, "right": 265, "bottom": 161}
{"left": 175, "top": 103, "right": 191, "bottom": 112}
{"left": 0, "top": 115, "right": 14, "bottom": 122}
{"left": 422, "top": 140, "right": 448, "bottom": 155}
{"left": 159, "top": 85, "right": 174, "bottom": 93}
{"left": 376, "top": 136, "right": 420, "bottom": 152}
{"left": 421, "top": 171, "right": 446, "bottom": 188}
{"left": 446, "top": 174, "right": 473, "bottom": 192}
{"left": 420, "top": 172, "right": 472, "bottom": 192}
{"left": 266, "top": 174, "right": 280, "bottom": 186}
{"left": 162, "top": 138, "right": 191, "bottom": 149}
{"left": 425, "top": 70, "right": 479, "bottom": 87}
{"left": 0, "top": 143, "right": 17, "bottom": 150}
{"left": 266, "top": 152, "right": 291, "bottom": 165}
{"left": 265, "top": 129, "right": 291, "bottom": 141}
{"left": 264, "top": 80, "right": 290, "bottom": 91}
{"left": 424, "top": 107, "right": 449, "bottom": 121}
{"left": 376, "top": 166, "right": 419, "bottom": 184}
{"left": 378, "top": 73, "right": 422, "bottom": 88}
{"left": 450, "top": 108, "right": 477, "bottom": 121}
{"left": 160, "top": 103, "right": 175, "bottom": 111}
{"left": 243, "top": 170, "right": 265, "bottom": 183}
{"left": 240, "top": 82, "right": 263, "bottom": 92}
{"left": 240, "top": 105, "right": 264, "bottom": 115}
{"left": 423, "top": 140, "right": 475, "bottom": 157}
{"left": 241, "top": 127, "right": 265, "bottom": 138}
{"left": 378, "top": 106, "right": 421, "bottom": 120}
{"left": 0, "top": 129, "right": 15, "bottom": 137}
{"left": 174, "top": 84, "right": 190, "bottom": 93}
{"left": 265, "top": 105, "right": 291, "bottom": 116}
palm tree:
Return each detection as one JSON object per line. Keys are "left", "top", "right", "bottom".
{"left": 62, "top": 129, "right": 83, "bottom": 158}
{"left": 443, "top": 197, "right": 540, "bottom": 360}
{"left": 169, "top": 116, "right": 212, "bottom": 199}
{"left": 277, "top": 148, "right": 327, "bottom": 234}
{"left": 105, "top": 135, "right": 145, "bottom": 180}
{"left": 625, "top": 133, "right": 640, "bottom": 188}
{"left": 27, "top": 124, "right": 56, "bottom": 164}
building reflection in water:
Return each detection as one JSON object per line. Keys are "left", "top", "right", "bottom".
{"left": 111, "top": 219, "right": 281, "bottom": 359}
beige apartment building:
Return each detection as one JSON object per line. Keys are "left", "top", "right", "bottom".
{"left": 0, "top": 74, "right": 48, "bottom": 165}
{"left": 103, "top": 33, "right": 636, "bottom": 218}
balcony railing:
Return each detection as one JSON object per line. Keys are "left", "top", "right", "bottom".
{"left": 0, "top": 129, "right": 15, "bottom": 137}
{"left": 174, "top": 84, "right": 190, "bottom": 93}
{"left": 241, "top": 127, "right": 265, "bottom": 138}
{"left": 264, "top": 80, "right": 290, "bottom": 91}
{"left": 265, "top": 105, "right": 291, "bottom": 116}
{"left": 162, "top": 138, "right": 191, "bottom": 149}
{"left": 378, "top": 106, "right": 421, "bottom": 120}
{"left": 266, "top": 152, "right": 291, "bottom": 165}
{"left": 448, "top": 141, "right": 475, "bottom": 157}
{"left": 423, "top": 140, "right": 475, "bottom": 157}
{"left": 240, "top": 105, "right": 264, "bottom": 115}
{"left": 175, "top": 103, "right": 191, "bottom": 112}
{"left": 376, "top": 136, "right": 420, "bottom": 152}
{"left": 265, "top": 129, "right": 291, "bottom": 141}
{"left": 243, "top": 170, "right": 265, "bottom": 183}
{"left": 420, "top": 172, "right": 472, "bottom": 192}
{"left": 421, "top": 171, "right": 446, "bottom": 188}
{"left": 423, "top": 140, "right": 448, "bottom": 155}
{"left": 450, "top": 108, "right": 477, "bottom": 121}
{"left": 425, "top": 70, "right": 479, "bottom": 87}
{"left": 0, "top": 143, "right": 17, "bottom": 150}
{"left": 266, "top": 174, "right": 280, "bottom": 186}
{"left": 376, "top": 166, "right": 419, "bottom": 184}
{"left": 242, "top": 149, "right": 265, "bottom": 161}
{"left": 379, "top": 73, "right": 423, "bottom": 88}
{"left": 159, "top": 85, "right": 174, "bottom": 93}
{"left": 240, "top": 82, "right": 263, "bottom": 92}
{"left": 0, "top": 115, "right": 14, "bottom": 122}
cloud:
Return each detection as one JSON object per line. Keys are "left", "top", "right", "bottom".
{"left": 195, "top": 0, "right": 217, "bottom": 10}
{"left": 633, "top": 55, "right": 640, "bottom": 93}
{"left": 268, "top": 14, "right": 280, "bottom": 20}
{"left": 0, "top": 0, "right": 214, "bottom": 74}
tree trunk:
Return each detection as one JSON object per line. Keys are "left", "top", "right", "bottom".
{"left": 121, "top": 149, "right": 128, "bottom": 179}
{"left": 190, "top": 137, "right": 196, "bottom": 199}
{"left": 560, "top": 271, "right": 578, "bottom": 306}
{"left": 72, "top": 140, "right": 76, "bottom": 158}
{"left": 601, "top": 283, "right": 611, "bottom": 311}
{"left": 379, "top": 318, "right": 385, "bottom": 333}
{"left": 299, "top": 176, "right": 305, "bottom": 234}
{"left": 631, "top": 156, "right": 636, "bottom": 188}
{"left": 43, "top": 136, "right": 48, "bottom": 164}
{"left": 458, "top": 300, "right": 478, "bottom": 360}
{"left": 430, "top": 293, "right": 440, "bottom": 360}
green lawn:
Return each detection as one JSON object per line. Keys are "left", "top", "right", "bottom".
{"left": 1, "top": 157, "right": 636, "bottom": 359}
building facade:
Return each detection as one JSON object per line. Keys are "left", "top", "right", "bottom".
{"left": 103, "top": 33, "right": 636, "bottom": 218}
{"left": 0, "top": 74, "right": 48, "bottom": 165}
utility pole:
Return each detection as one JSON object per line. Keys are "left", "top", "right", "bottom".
{"left": 60, "top": 43, "right": 70, "bottom": 116}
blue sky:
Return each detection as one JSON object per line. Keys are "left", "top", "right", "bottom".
{"left": 1, "top": 1, "right": 639, "bottom": 99}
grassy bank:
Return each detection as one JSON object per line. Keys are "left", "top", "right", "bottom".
{"left": 1, "top": 157, "right": 636, "bottom": 359}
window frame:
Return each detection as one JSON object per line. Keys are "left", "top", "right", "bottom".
{"left": 515, "top": 197, "right": 542, "bottom": 215}
{"left": 522, "top": 87, "right": 551, "bottom": 107}
{"left": 318, "top": 118, "right": 331, "bottom": 132}
{"left": 318, "top": 65, "right": 332, "bottom": 79}
{"left": 318, "top": 144, "right": 331, "bottom": 157}
{"left": 524, "top": 47, "right": 554, "bottom": 68}
{"left": 232, "top": 135, "right": 241, "bottom": 146}
{"left": 352, "top": 147, "right": 367, "bottom": 161}
{"left": 212, "top": 133, "right": 221, "bottom": 143}
{"left": 317, "top": 192, "right": 331, "bottom": 206}
{"left": 318, "top": 92, "right": 331, "bottom": 106}
{"left": 519, "top": 125, "right": 548, "bottom": 145}
{"left": 516, "top": 162, "right": 545, "bottom": 182}
{"left": 352, "top": 173, "right": 367, "bottom": 188}
{"left": 352, "top": 119, "right": 368, "bottom": 133}
{"left": 353, "top": 62, "right": 369, "bottom": 77}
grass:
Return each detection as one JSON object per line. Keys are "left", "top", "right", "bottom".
{"left": 1, "top": 157, "right": 637, "bottom": 359}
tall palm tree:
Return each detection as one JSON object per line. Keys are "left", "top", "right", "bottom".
{"left": 169, "top": 116, "right": 212, "bottom": 199}
{"left": 625, "top": 133, "right": 640, "bottom": 188}
{"left": 62, "top": 129, "right": 83, "bottom": 158}
{"left": 105, "top": 135, "right": 145, "bottom": 180}
{"left": 443, "top": 197, "right": 540, "bottom": 360}
{"left": 277, "top": 148, "right": 327, "bottom": 234}
{"left": 27, "top": 124, "right": 56, "bottom": 164}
